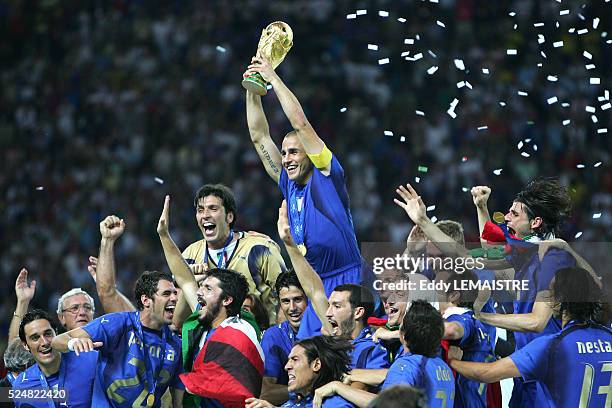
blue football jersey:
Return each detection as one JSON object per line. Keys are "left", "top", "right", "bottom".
{"left": 382, "top": 353, "right": 455, "bottom": 408}
{"left": 510, "top": 321, "right": 612, "bottom": 408}
{"left": 350, "top": 327, "right": 390, "bottom": 370}
{"left": 13, "top": 350, "right": 98, "bottom": 408}
{"left": 261, "top": 321, "right": 297, "bottom": 384}
{"left": 281, "top": 393, "right": 355, "bottom": 407}
{"left": 83, "top": 311, "right": 184, "bottom": 407}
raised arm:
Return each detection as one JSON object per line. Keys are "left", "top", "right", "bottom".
{"left": 157, "top": 195, "right": 199, "bottom": 312}
{"left": 277, "top": 201, "right": 332, "bottom": 334}
{"left": 51, "top": 327, "right": 101, "bottom": 355}
{"left": 245, "top": 88, "right": 282, "bottom": 183}
{"left": 9, "top": 268, "right": 36, "bottom": 340}
{"left": 471, "top": 186, "right": 492, "bottom": 248}
{"left": 95, "top": 216, "right": 136, "bottom": 313}
{"left": 246, "top": 57, "right": 330, "bottom": 171}
{"left": 477, "top": 291, "right": 553, "bottom": 333}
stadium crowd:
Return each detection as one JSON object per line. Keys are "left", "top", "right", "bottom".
{"left": 0, "top": 1, "right": 610, "bottom": 407}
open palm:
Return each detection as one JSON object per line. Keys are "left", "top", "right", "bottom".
{"left": 394, "top": 183, "right": 427, "bottom": 224}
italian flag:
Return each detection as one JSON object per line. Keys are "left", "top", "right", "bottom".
{"left": 180, "top": 315, "right": 264, "bottom": 407}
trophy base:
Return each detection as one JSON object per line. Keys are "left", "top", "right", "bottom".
{"left": 242, "top": 74, "right": 268, "bottom": 96}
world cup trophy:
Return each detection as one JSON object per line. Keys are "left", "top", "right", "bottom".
{"left": 242, "top": 21, "right": 293, "bottom": 96}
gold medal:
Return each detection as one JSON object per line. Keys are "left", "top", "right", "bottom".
{"left": 146, "top": 394, "right": 155, "bottom": 407}
{"left": 297, "top": 244, "right": 307, "bottom": 256}
{"left": 492, "top": 211, "right": 505, "bottom": 224}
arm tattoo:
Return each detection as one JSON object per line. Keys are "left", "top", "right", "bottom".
{"left": 259, "top": 143, "right": 280, "bottom": 175}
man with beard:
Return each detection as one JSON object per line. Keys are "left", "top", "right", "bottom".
{"left": 245, "top": 58, "right": 364, "bottom": 340}
{"left": 51, "top": 270, "right": 184, "bottom": 407}
{"left": 449, "top": 267, "right": 611, "bottom": 408}
{"left": 157, "top": 195, "right": 263, "bottom": 408}
{"left": 180, "top": 184, "right": 285, "bottom": 325}
{"left": 393, "top": 179, "right": 583, "bottom": 406}
{"left": 260, "top": 271, "right": 308, "bottom": 405}
{"left": 277, "top": 201, "right": 389, "bottom": 377}
{"left": 12, "top": 310, "right": 98, "bottom": 407}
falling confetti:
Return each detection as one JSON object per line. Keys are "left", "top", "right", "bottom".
{"left": 368, "top": 44, "right": 379, "bottom": 50}
{"left": 378, "top": 58, "right": 390, "bottom": 65}
{"left": 592, "top": 213, "right": 602, "bottom": 219}
{"left": 594, "top": 162, "right": 602, "bottom": 167}
{"left": 547, "top": 96, "right": 558, "bottom": 104}
{"left": 583, "top": 51, "right": 593, "bottom": 59}
{"left": 477, "top": 126, "right": 488, "bottom": 131}
{"left": 417, "top": 166, "right": 429, "bottom": 173}
{"left": 216, "top": 45, "right": 226, "bottom": 53}
{"left": 384, "top": 130, "right": 393, "bottom": 136}
{"left": 415, "top": 177, "right": 421, "bottom": 183}
{"left": 426, "top": 205, "right": 436, "bottom": 211}
{"left": 356, "top": 9, "right": 367, "bottom": 15}
{"left": 482, "top": 68, "right": 490, "bottom": 74}
{"left": 493, "top": 169, "right": 503, "bottom": 175}
{"left": 378, "top": 10, "right": 389, "bottom": 17}
{"left": 517, "top": 91, "right": 528, "bottom": 96}
{"left": 427, "top": 66, "right": 439, "bottom": 75}
{"left": 415, "top": 110, "right": 425, "bottom": 116}
{"left": 454, "top": 59, "right": 466, "bottom": 70}
{"left": 521, "top": 152, "right": 531, "bottom": 157}
{"left": 436, "top": 20, "right": 446, "bottom": 28}
{"left": 155, "top": 177, "right": 164, "bottom": 184}
{"left": 340, "top": 107, "right": 347, "bottom": 112}
{"left": 547, "top": 75, "right": 558, "bottom": 82}
{"left": 35, "top": 186, "right": 44, "bottom": 191}
{"left": 400, "top": 136, "right": 406, "bottom": 142}
{"left": 563, "top": 119, "right": 571, "bottom": 126}
{"left": 590, "top": 78, "right": 601, "bottom": 85}
{"left": 507, "top": 49, "right": 518, "bottom": 55}
{"left": 576, "top": 164, "right": 586, "bottom": 169}
{"left": 346, "top": 14, "right": 356, "bottom": 19}
{"left": 431, "top": 216, "right": 438, "bottom": 223}
{"left": 574, "top": 232, "right": 583, "bottom": 238}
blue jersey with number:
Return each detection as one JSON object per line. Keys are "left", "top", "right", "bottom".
{"left": 506, "top": 247, "right": 575, "bottom": 406}
{"left": 510, "top": 321, "right": 612, "bottom": 408}
{"left": 279, "top": 154, "right": 361, "bottom": 280}
{"left": 446, "top": 310, "right": 495, "bottom": 408}
{"left": 382, "top": 353, "right": 455, "bottom": 408}
{"left": 83, "top": 312, "right": 184, "bottom": 407}
{"left": 261, "top": 321, "right": 297, "bottom": 385}
{"left": 12, "top": 350, "right": 98, "bottom": 408}
{"left": 350, "top": 327, "right": 390, "bottom": 370}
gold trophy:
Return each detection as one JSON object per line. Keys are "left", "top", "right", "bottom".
{"left": 242, "top": 21, "right": 293, "bottom": 96}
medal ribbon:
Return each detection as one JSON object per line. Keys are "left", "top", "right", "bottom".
{"left": 288, "top": 185, "right": 306, "bottom": 247}
{"left": 38, "top": 355, "right": 66, "bottom": 408}
{"left": 204, "top": 230, "right": 234, "bottom": 268}
{"left": 132, "top": 312, "right": 168, "bottom": 406}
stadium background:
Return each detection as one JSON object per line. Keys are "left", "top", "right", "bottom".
{"left": 0, "top": 0, "right": 610, "bottom": 350}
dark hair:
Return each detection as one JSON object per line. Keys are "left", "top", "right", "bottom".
{"left": 514, "top": 178, "right": 572, "bottom": 237}
{"left": 333, "top": 284, "right": 375, "bottom": 323}
{"left": 194, "top": 184, "right": 238, "bottom": 229}
{"left": 294, "top": 336, "right": 352, "bottom": 395}
{"left": 244, "top": 293, "right": 270, "bottom": 331}
{"left": 205, "top": 268, "right": 249, "bottom": 316}
{"left": 445, "top": 270, "right": 479, "bottom": 309}
{"left": 553, "top": 267, "right": 603, "bottom": 322}
{"left": 134, "top": 270, "right": 174, "bottom": 310}
{"left": 19, "top": 309, "right": 58, "bottom": 343}
{"left": 401, "top": 300, "right": 444, "bottom": 357}
{"left": 275, "top": 270, "right": 305, "bottom": 298}
{"left": 368, "top": 385, "right": 428, "bottom": 408}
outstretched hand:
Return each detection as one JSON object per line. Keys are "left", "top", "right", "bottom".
{"left": 87, "top": 256, "right": 98, "bottom": 283}
{"left": 15, "top": 268, "right": 36, "bottom": 303}
{"left": 394, "top": 183, "right": 428, "bottom": 225}
{"left": 277, "top": 200, "right": 295, "bottom": 246}
{"left": 157, "top": 195, "right": 171, "bottom": 236}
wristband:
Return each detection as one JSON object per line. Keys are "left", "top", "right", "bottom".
{"left": 67, "top": 338, "right": 78, "bottom": 351}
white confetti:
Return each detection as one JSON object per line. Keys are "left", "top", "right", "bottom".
{"left": 577, "top": 29, "right": 588, "bottom": 35}
{"left": 541, "top": 51, "right": 547, "bottom": 58}
{"left": 592, "top": 213, "right": 602, "bottom": 219}
{"left": 601, "top": 103, "right": 611, "bottom": 110}
{"left": 426, "top": 205, "right": 436, "bottom": 211}
{"left": 525, "top": 138, "right": 532, "bottom": 143}
{"left": 586, "top": 106, "right": 596, "bottom": 113}
{"left": 216, "top": 45, "right": 226, "bottom": 53}
{"left": 368, "top": 44, "right": 379, "bottom": 50}
{"left": 537, "top": 63, "right": 543, "bottom": 67}
{"left": 416, "top": 34, "right": 421, "bottom": 40}
{"left": 378, "top": 58, "right": 390, "bottom": 65}
{"left": 568, "top": 28, "right": 576, "bottom": 33}
{"left": 593, "top": 18, "right": 600, "bottom": 29}
{"left": 533, "top": 144, "right": 538, "bottom": 151}
{"left": 413, "top": 53, "right": 423, "bottom": 60}
{"left": 534, "top": 23, "right": 545, "bottom": 27}
{"left": 397, "top": 17, "right": 407, "bottom": 23}
{"left": 415, "top": 177, "right": 421, "bottom": 183}
{"left": 447, "top": 110, "right": 457, "bottom": 119}
{"left": 266, "top": 84, "right": 273, "bottom": 90}
{"left": 561, "top": 102, "right": 570, "bottom": 107}
{"left": 477, "top": 126, "right": 488, "bottom": 131}
{"left": 493, "top": 169, "right": 503, "bottom": 175}
{"left": 154, "top": 177, "right": 164, "bottom": 184}
{"left": 574, "top": 232, "right": 583, "bottom": 238}
{"left": 378, "top": 10, "right": 389, "bottom": 17}
{"left": 606, "top": 90, "right": 610, "bottom": 100}
{"left": 428, "top": 50, "right": 437, "bottom": 58}
{"left": 518, "top": 91, "right": 528, "bottom": 96}
{"left": 547, "top": 75, "right": 558, "bottom": 82}
{"left": 35, "top": 186, "right": 44, "bottom": 191}
{"left": 346, "top": 13, "right": 356, "bottom": 19}
{"left": 384, "top": 130, "right": 393, "bottom": 136}
{"left": 340, "top": 107, "right": 347, "bottom": 112}
{"left": 518, "top": 141, "right": 524, "bottom": 149}
{"left": 590, "top": 78, "right": 601, "bottom": 85}
{"left": 597, "top": 128, "right": 608, "bottom": 134}
{"left": 356, "top": 9, "right": 367, "bottom": 15}
{"left": 560, "top": 9, "right": 569, "bottom": 15}
{"left": 465, "top": 81, "right": 473, "bottom": 90}
{"left": 499, "top": 101, "right": 507, "bottom": 106}
{"left": 585, "top": 64, "right": 595, "bottom": 70}
{"left": 594, "top": 162, "right": 602, "bottom": 167}
{"left": 400, "top": 136, "right": 406, "bottom": 142}
{"left": 509, "top": 11, "right": 516, "bottom": 16}
{"left": 547, "top": 96, "right": 558, "bottom": 104}
{"left": 553, "top": 41, "right": 564, "bottom": 48}
{"left": 514, "top": 24, "right": 518, "bottom": 30}
{"left": 462, "top": 187, "right": 469, "bottom": 192}
{"left": 436, "top": 20, "right": 446, "bottom": 28}
{"left": 521, "top": 152, "right": 531, "bottom": 157}
{"left": 457, "top": 81, "right": 466, "bottom": 88}
{"left": 482, "top": 68, "right": 490, "bottom": 74}
{"left": 454, "top": 59, "right": 465, "bottom": 70}
{"left": 563, "top": 119, "right": 571, "bottom": 126}
{"left": 415, "top": 110, "right": 425, "bottom": 116}
{"left": 538, "top": 34, "right": 545, "bottom": 44}
{"left": 576, "top": 164, "right": 586, "bottom": 168}
{"left": 404, "top": 38, "right": 414, "bottom": 45}
{"left": 400, "top": 51, "right": 410, "bottom": 57}
{"left": 431, "top": 216, "right": 438, "bottom": 223}
{"left": 506, "top": 49, "right": 518, "bottom": 55}
{"left": 427, "top": 66, "right": 439, "bottom": 75}
{"left": 583, "top": 51, "right": 593, "bottom": 59}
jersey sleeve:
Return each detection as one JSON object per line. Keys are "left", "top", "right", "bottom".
{"left": 382, "top": 358, "right": 419, "bottom": 389}
{"left": 537, "top": 248, "right": 576, "bottom": 292}
{"left": 82, "top": 312, "right": 127, "bottom": 355}
{"left": 364, "top": 344, "right": 391, "bottom": 369}
{"left": 446, "top": 314, "right": 474, "bottom": 349}
{"left": 261, "top": 328, "right": 284, "bottom": 380}
{"left": 182, "top": 242, "right": 200, "bottom": 265}
{"left": 278, "top": 168, "right": 289, "bottom": 198}
{"left": 509, "top": 334, "right": 552, "bottom": 382}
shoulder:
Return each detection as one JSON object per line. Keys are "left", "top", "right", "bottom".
{"left": 239, "top": 233, "right": 281, "bottom": 251}
{"left": 183, "top": 239, "right": 205, "bottom": 256}
{"left": 13, "top": 365, "right": 40, "bottom": 388}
